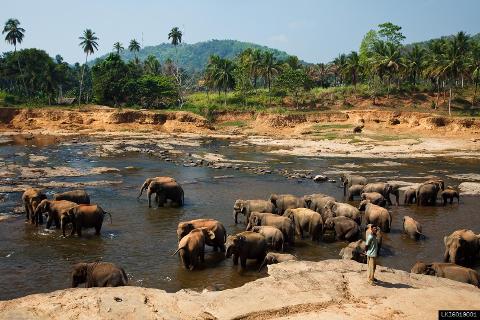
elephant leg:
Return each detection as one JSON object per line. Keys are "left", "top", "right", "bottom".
{"left": 240, "top": 257, "right": 247, "bottom": 269}
{"left": 234, "top": 211, "right": 238, "bottom": 224}
{"left": 233, "top": 254, "right": 239, "bottom": 265}
{"left": 46, "top": 216, "right": 53, "bottom": 229}
{"left": 70, "top": 223, "right": 76, "bottom": 236}
{"left": 449, "top": 197, "right": 453, "bottom": 204}
{"left": 147, "top": 190, "right": 153, "bottom": 208}
{"left": 200, "top": 249, "right": 205, "bottom": 263}
{"left": 54, "top": 217, "right": 60, "bottom": 229}
{"left": 24, "top": 204, "right": 30, "bottom": 221}
{"left": 157, "top": 194, "right": 166, "bottom": 208}
{"left": 219, "top": 243, "right": 226, "bottom": 253}
{"left": 76, "top": 225, "right": 82, "bottom": 237}
{"left": 344, "top": 228, "right": 358, "bottom": 241}
{"left": 95, "top": 224, "right": 101, "bottom": 235}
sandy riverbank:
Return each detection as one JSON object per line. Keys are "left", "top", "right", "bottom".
{"left": 0, "top": 260, "right": 478, "bottom": 320}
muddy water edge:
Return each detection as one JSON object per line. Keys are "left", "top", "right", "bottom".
{"left": 0, "top": 133, "right": 479, "bottom": 300}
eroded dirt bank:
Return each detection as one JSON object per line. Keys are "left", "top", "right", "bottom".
{"left": 0, "top": 260, "right": 478, "bottom": 320}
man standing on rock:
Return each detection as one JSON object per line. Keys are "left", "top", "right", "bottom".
{"left": 366, "top": 225, "right": 379, "bottom": 285}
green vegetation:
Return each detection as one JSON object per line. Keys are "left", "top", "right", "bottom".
{"left": 217, "top": 120, "right": 247, "bottom": 127}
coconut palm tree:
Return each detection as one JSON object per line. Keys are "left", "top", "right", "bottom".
{"left": 212, "top": 57, "right": 235, "bottom": 106}
{"left": 469, "top": 42, "right": 480, "bottom": 106}
{"left": 454, "top": 31, "right": 470, "bottom": 87}
{"left": 261, "top": 51, "right": 282, "bottom": 103}
{"left": 168, "top": 27, "right": 183, "bottom": 54}
{"left": 144, "top": 55, "right": 161, "bottom": 75}
{"left": 2, "top": 18, "right": 25, "bottom": 52}
{"left": 345, "top": 51, "right": 361, "bottom": 87}
{"left": 370, "top": 41, "right": 402, "bottom": 97}
{"left": 78, "top": 29, "right": 99, "bottom": 105}
{"left": 113, "top": 42, "right": 124, "bottom": 55}
{"left": 128, "top": 39, "right": 140, "bottom": 61}
{"left": 333, "top": 54, "right": 348, "bottom": 86}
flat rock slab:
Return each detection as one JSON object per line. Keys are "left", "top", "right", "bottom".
{"left": 0, "top": 260, "right": 479, "bottom": 320}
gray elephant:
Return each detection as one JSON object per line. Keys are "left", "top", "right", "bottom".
{"left": 283, "top": 208, "right": 323, "bottom": 241}
{"left": 403, "top": 188, "right": 417, "bottom": 205}
{"left": 444, "top": 229, "right": 480, "bottom": 266}
{"left": 71, "top": 262, "right": 128, "bottom": 288}
{"left": 247, "top": 212, "right": 295, "bottom": 245}
{"left": 53, "top": 190, "right": 90, "bottom": 204}
{"left": 361, "top": 192, "right": 386, "bottom": 207}
{"left": 411, "top": 262, "right": 479, "bottom": 287}
{"left": 173, "top": 228, "right": 215, "bottom": 270}
{"left": 416, "top": 179, "right": 443, "bottom": 206}
{"left": 138, "top": 176, "right": 176, "bottom": 198}
{"left": 251, "top": 226, "right": 284, "bottom": 251}
{"left": 362, "top": 182, "right": 399, "bottom": 206}
{"left": 22, "top": 188, "right": 47, "bottom": 225}
{"left": 225, "top": 231, "right": 267, "bottom": 269}
{"left": 177, "top": 219, "right": 226, "bottom": 252}
{"left": 270, "top": 194, "right": 304, "bottom": 215}
{"left": 147, "top": 180, "right": 184, "bottom": 208}
{"left": 233, "top": 199, "right": 274, "bottom": 224}
{"left": 258, "top": 252, "right": 297, "bottom": 271}
{"left": 403, "top": 216, "right": 424, "bottom": 240}
{"left": 440, "top": 187, "right": 460, "bottom": 205}
{"left": 303, "top": 193, "right": 336, "bottom": 215}
{"left": 339, "top": 239, "right": 367, "bottom": 263}
{"left": 359, "top": 200, "right": 391, "bottom": 233}
{"left": 64, "top": 204, "right": 112, "bottom": 237}
{"left": 341, "top": 174, "right": 367, "bottom": 196}
{"left": 34, "top": 199, "right": 78, "bottom": 229}
{"left": 323, "top": 201, "right": 361, "bottom": 225}
{"left": 347, "top": 184, "right": 364, "bottom": 201}
{"left": 323, "top": 216, "right": 360, "bottom": 242}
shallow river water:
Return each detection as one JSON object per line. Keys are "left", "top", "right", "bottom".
{"left": 0, "top": 134, "right": 479, "bottom": 300}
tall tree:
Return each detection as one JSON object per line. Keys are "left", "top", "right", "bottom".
{"left": 212, "top": 57, "right": 235, "bottom": 106}
{"left": 345, "top": 51, "right": 361, "bottom": 87}
{"left": 168, "top": 27, "right": 183, "bottom": 54}
{"left": 403, "top": 44, "right": 425, "bottom": 85}
{"left": 261, "top": 51, "right": 281, "bottom": 104}
{"left": 78, "top": 29, "right": 99, "bottom": 105}
{"left": 128, "top": 39, "right": 140, "bottom": 61}
{"left": 2, "top": 18, "right": 25, "bottom": 52}
{"left": 469, "top": 41, "right": 480, "bottom": 106}
{"left": 144, "top": 55, "right": 161, "bottom": 75}
{"left": 113, "top": 42, "right": 124, "bottom": 55}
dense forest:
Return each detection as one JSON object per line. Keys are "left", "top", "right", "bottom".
{"left": 0, "top": 19, "right": 479, "bottom": 114}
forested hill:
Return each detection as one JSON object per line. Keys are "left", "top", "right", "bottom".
{"left": 93, "top": 40, "right": 294, "bottom": 73}
{"left": 405, "top": 32, "right": 480, "bottom": 49}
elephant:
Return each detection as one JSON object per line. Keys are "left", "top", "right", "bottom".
{"left": 444, "top": 229, "right": 480, "bottom": 266}
{"left": 258, "top": 252, "right": 297, "bottom": 271}
{"left": 365, "top": 224, "right": 382, "bottom": 252}
{"left": 225, "top": 231, "right": 267, "bottom": 269}
{"left": 64, "top": 204, "right": 112, "bottom": 237}
{"left": 177, "top": 219, "right": 226, "bottom": 252}
{"left": 137, "top": 176, "right": 176, "bottom": 199}
{"left": 247, "top": 212, "right": 295, "bottom": 245}
{"left": 339, "top": 239, "right": 367, "bottom": 263}
{"left": 251, "top": 226, "right": 284, "bottom": 251}
{"left": 147, "top": 180, "right": 184, "bottom": 208}
{"left": 269, "top": 194, "right": 304, "bottom": 215}
{"left": 173, "top": 227, "right": 215, "bottom": 270}
{"left": 53, "top": 190, "right": 90, "bottom": 205}
{"left": 34, "top": 199, "right": 78, "bottom": 229}
{"left": 424, "top": 178, "right": 445, "bottom": 191}
{"left": 359, "top": 200, "right": 392, "bottom": 233}
{"left": 361, "top": 192, "right": 386, "bottom": 207}
{"left": 411, "top": 262, "right": 479, "bottom": 287}
{"left": 323, "top": 201, "right": 361, "bottom": 225}
{"left": 283, "top": 208, "right": 323, "bottom": 241}
{"left": 404, "top": 188, "right": 417, "bottom": 205}
{"left": 323, "top": 216, "right": 360, "bottom": 242}
{"left": 303, "top": 193, "right": 336, "bottom": 215}
{"left": 22, "top": 188, "right": 47, "bottom": 224}
{"left": 440, "top": 187, "right": 460, "bottom": 205}
{"left": 347, "top": 184, "right": 364, "bottom": 201}
{"left": 362, "top": 182, "right": 400, "bottom": 206}
{"left": 233, "top": 199, "right": 274, "bottom": 224}
{"left": 403, "top": 216, "right": 424, "bottom": 240}
{"left": 416, "top": 180, "right": 443, "bottom": 206}
{"left": 71, "top": 262, "right": 128, "bottom": 288}
{"left": 341, "top": 174, "right": 367, "bottom": 196}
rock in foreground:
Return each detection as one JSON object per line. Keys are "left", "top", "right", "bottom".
{"left": 0, "top": 260, "right": 479, "bottom": 320}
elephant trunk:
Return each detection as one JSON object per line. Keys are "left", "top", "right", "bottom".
{"left": 225, "top": 245, "right": 233, "bottom": 258}
{"left": 258, "top": 258, "right": 268, "bottom": 272}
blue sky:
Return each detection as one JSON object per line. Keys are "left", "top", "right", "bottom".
{"left": 1, "top": 0, "right": 479, "bottom": 64}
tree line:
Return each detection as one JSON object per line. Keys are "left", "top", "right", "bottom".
{"left": 1, "top": 19, "right": 479, "bottom": 112}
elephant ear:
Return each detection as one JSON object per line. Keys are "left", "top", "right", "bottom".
{"left": 270, "top": 194, "right": 277, "bottom": 204}
{"left": 253, "top": 215, "right": 259, "bottom": 226}
{"left": 304, "top": 196, "right": 312, "bottom": 207}
{"left": 444, "top": 236, "right": 449, "bottom": 246}
{"left": 237, "top": 235, "right": 246, "bottom": 244}
{"left": 425, "top": 264, "right": 436, "bottom": 275}
{"left": 207, "top": 230, "right": 215, "bottom": 240}
{"left": 187, "top": 223, "right": 195, "bottom": 231}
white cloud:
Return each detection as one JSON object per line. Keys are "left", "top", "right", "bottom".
{"left": 268, "top": 34, "right": 288, "bottom": 44}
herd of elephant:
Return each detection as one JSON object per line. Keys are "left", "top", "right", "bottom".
{"left": 18, "top": 174, "right": 479, "bottom": 288}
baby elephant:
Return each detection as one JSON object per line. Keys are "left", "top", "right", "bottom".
{"left": 225, "top": 231, "right": 267, "bottom": 269}
{"left": 347, "top": 184, "right": 364, "bottom": 201}
{"left": 440, "top": 187, "right": 460, "bottom": 205}
{"left": 71, "top": 262, "right": 128, "bottom": 288}
{"left": 339, "top": 239, "right": 366, "bottom": 263}
{"left": 411, "top": 262, "right": 479, "bottom": 287}
{"left": 258, "top": 252, "right": 297, "bottom": 271}
{"left": 65, "top": 204, "right": 112, "bottom": 237}
{"left": 361, "top": 192, "right": 386, "bottom": 207}
{"left": 53, "top": 190, "right": 90, "bottom": 205}
{"left": 22, "top": 188, "right": 47, "bottom": 224}
{"left": 403, "top": 216, "right": 424, "bottom": 240}
{"left": 404, "top": 188, "right": 417, "bottom": 205}
{"left": 173, "top": 228, "right": 215, "bottom": 270}
{"left": 323, "top": 216, "right": 360, "bottom": 242}
{"left": 251, "top": 226, "right": 284, "bottom": 251}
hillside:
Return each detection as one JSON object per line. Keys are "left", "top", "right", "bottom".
{"left": 93, "top": 39, "right": 294, "bottom": 73}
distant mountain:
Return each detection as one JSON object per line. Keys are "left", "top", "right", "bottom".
{"left": 92, "top": 39, "right": 295, "bottom": 73}
{"left": 405, "top": 32, "right": 480, "bottom": 50}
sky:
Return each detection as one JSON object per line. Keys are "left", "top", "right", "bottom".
{"left": 1, "top": 0, "right": 479, "bottom": 64}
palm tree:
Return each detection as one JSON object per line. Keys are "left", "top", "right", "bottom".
{"left": 144, "top": 55, "right": 161, "bottom": 75}
{"left": 113, "top": 42, "right": 124, "bottom": 55}
{"left": 403, "top": 44, "right": 425, "bottom": 86}
{"left": 345, "top": 51, "right": 361, "bottom": 88}
{"left": 212, "top": 58, "right": 235, "bottom": 106}
{"left": 469, "top": 42, "right": 480, "bottom": 106}
{"left": 441, "top": 37, "right": 463, "bottom": 115}
{"left": 261, "top": 51, "right": 282, "bottom": 103}
{"left": 371, "top": 41, "right": 402, "bottom": 97}
{"left": 2, "top": 18, "right": 25, "bottom": 52}
{"left": 424, "top": 39, "right": 447, "bottom": 108}
{"left": 168, "top": 27, "right": 183, "bottom": 55}
{"left": 454, "top": 31, "right": 470, "bottom": 87}
{"left": 333, "top": 54, "right": 348, "bottom": 85}
{"left": 78, "top": 29, "right": 99, "bottom": 105}
{"left": 128, "top": 39, "right": 140, "bottom": 61}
